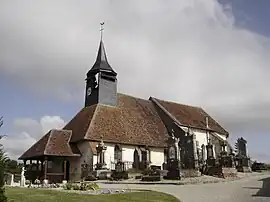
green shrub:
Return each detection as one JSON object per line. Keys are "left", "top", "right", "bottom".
{"left": 80, "top": 183, "right": 87, "bottom": 191}
{"left": 0, "top": 187, "right": 7, "bottom": 202}
{"left": 87, "top": 182, "right": 100, "bottom": 190}
{"left": 64, "top": 182, "right": 100, "bottom": 191}
{"left": 72, "top": 184, "right": 80, "bottom": 190}
{"left": 64, "top": 183, "right": 73, "bottom": 190}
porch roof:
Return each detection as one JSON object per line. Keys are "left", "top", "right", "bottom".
{"left": 19, "top": 129, "right": 81, "bottom": 160}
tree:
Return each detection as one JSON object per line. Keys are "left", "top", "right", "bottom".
{"left": 0, "top": 117, "right": 8, "bottom": 202}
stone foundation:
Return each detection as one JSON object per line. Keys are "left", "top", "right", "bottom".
{"left": 93, "top": 170, "right": 111, "bottom": 180}
{"left": 237, "top": 166, "right": 252, "bottom": 173}
{"left": 207, "top": 166, "right": 237, "bottom": 178}
{"left": 181, "top": 169, "right": 201, "bottom": 178}
{"left": 165, "top": 169, "right": 181, "bottom": 180}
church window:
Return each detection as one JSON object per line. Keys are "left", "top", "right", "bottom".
{"left": 133, "top": 149, "right": 140, "bottom": 169}
{"left": 114, "top": 145, "right": 122, "bottom": 162}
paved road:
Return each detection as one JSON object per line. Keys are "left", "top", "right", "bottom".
{"left": 99, "top": 174, "right": 270, "bottom": 202}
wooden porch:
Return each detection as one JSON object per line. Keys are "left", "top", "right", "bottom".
{"left": 23, "top": 156, "right": 71, "bottom": 184}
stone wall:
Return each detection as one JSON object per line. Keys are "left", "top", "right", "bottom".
{"left": 207, "top": 166, "right": 237, "bottom": 178}
{"left": 181, "top": 169, "right": 201, "bottom": 178}
{"left": 69, "top": 141, "right": 94, "bottom": 181}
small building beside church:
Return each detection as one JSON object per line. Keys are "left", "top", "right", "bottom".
{"left": 19, "top": 38, "right": 232, "bottom": 183}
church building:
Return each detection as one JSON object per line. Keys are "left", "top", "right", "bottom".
{"left": 19, "top": 37, "right": 231, "bottom": 182}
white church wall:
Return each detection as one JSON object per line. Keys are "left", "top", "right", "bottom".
{"left": 103, "top": 143, "right": 136, "bottom": 170}
{"left": 122, "top": 145, "right": 136, "bottom": 169}
{"left": 193, "top": 130, "right": 208, "bottom": 160}
{"left": 102, "top": 142, "right": 165, "bottom": 170}
{"left": 104, "top": 143, "right": 115, "bottom": 170}
{"left": 150, "top": 147, "right": 164, "bottom": 167}
{"left": 93, "top": 154, "right": 97, "bottom": 169}
{"left": 193, "top": 130, "right": 208, "bottom": 147}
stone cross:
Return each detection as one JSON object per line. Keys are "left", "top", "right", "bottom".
{"left": 171, "top": 129, "right": 180, "bottom": 161}
{"left": 100, "top": 22, "right": 104, "bottom": 40}
{"left": 20, "top": 167, "right": 26, "bottom": 187}
{"left": 96, "top": 136, "right": 107, "bottom": 168}
{"left": 201, "top": 144, "right": 206, "bottom": 161}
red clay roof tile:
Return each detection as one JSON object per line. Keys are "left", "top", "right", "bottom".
{"left": 153, "top": 98, "right": 228, "bottom": 135}
{"left": 19, "top": 93, "right": 228, "bottom": 159}
{"left": 19, "top": 129, "right": 81, "bottom": 160}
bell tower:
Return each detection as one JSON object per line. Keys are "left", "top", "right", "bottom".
{"left": 85, "top": 23, "right": 117, "bottom": 107}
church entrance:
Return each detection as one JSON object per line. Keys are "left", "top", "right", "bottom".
{"left": 133, "top": 150, "right": 140, "bottom": 169}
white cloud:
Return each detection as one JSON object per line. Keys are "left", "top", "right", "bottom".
{"left": 1, "top": 1, "right": 270, "bottom": 161}
{"left": 0, "top": 116, "right": 65, "bottom": 160}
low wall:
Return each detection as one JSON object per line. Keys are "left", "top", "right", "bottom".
{"left": 207, "top": 166, "right": 237, "bottom": 178}
{"left": 181, "top": 169, "right": 201, "bottom": 178}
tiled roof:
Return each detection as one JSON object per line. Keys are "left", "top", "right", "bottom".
{"left": 19, "top": 129, "right": 81, "bottom": 160}
{"left": 65, "top": 93, "right": 169, "bottom": 147}
{"left": 63, "top": 105, "right": 97, "bottom": 142}
{"left": 19, "top": 93, "right": 229, "bottom": 159}
{"left": 152, "top": 98, "right": 228, "bottom": 136}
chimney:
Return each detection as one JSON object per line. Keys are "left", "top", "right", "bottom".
{"left": 205, "top": 117, "right": 209, "bottom": 129}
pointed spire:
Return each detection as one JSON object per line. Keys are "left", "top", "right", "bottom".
{"left": 87, "top": 23, "right": 117, "bottom": 76}
{"left": 96, "top": 40, "right": 109, "bottom": 64}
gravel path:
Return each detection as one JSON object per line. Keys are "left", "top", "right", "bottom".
{"left": 99, "top": 173, "right": 270, "bottom": 202}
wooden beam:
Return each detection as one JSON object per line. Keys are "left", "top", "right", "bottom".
{"left": 44, "top": 157, "right": 48, "bottom": 180}
{"left": 63, "top": 160, "right": 67, "bottom": 180}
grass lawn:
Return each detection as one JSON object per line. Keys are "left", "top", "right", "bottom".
{"left": 6, "top": 187, "right": 179, "bottom": 202}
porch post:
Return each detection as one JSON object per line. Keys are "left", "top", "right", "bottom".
{"left": 44, "top": 157, "right": 48, "bottom": 180}
{"left": 37, "top": 160, "right": 39, "bottom": 171}
{"left": 63, "top": 160, "right": 67, "bottom": 180}
{"left": 41, "top": 160, "right": 44, "bottom": 172}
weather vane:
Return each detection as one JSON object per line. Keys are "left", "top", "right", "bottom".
{"left": 100, "top": 22, "right": 104, "bottom": 40}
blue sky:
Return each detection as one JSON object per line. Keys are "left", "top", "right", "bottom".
{"left": 226, "top": 0, "right": 270, "bottom": 37}
{"left": 1, "top": 0, "right": 270, "bottom": 162}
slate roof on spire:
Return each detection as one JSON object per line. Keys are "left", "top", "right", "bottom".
{"left": 87, "top": 40, "right": 117, "bottom": 76}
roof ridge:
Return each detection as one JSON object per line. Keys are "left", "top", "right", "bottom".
{"left": 200, "top": 108, "right": 229, "bottom": 136}
{"left": 151, "top": 96, "right": 202, "bottom": 109}
{"left": 44, "top": 130, "right": 53, "bottom": 155}
{"left": 150, "top": 97, "right": 182, "bottom": 128}
{"left": 84, "top": 104, "right": 99, "bottom": 139}
{"left": 118, "top": 92, "right": 149, "bottom": 102}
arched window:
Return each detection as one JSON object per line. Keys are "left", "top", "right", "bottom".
{"left": 114, "top": 145, "right": 122, "bottom": 162}
{"left": 133, "top": 149, "right": 140, "bottom": 169}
